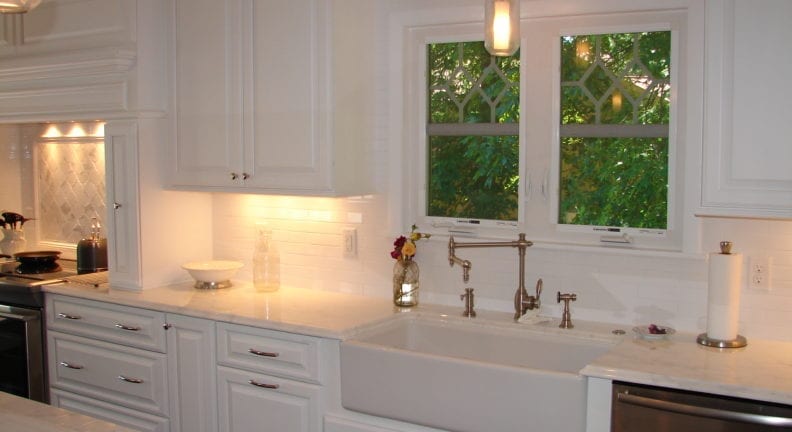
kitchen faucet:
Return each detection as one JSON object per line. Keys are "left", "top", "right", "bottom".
{"left": 448, "top": 233, "right": 541, "bottom": 320}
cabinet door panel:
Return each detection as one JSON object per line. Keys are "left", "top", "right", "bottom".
{"left": 217, "top": 365, "right": 321, "bottom": 432}
{"left": 173, "top": 0, "right": 243, "bottom": 186}
{"left": 167, "top": 314, "right": 218, "bottom": 432}
{"left": 702, "top": 0, "right": 792, "bottom": 217}
{"left": 245, "top": 0, "right": 331, "bottom": 191}
{"left": 51, "top": 389, "right": 170, "bottom": 432}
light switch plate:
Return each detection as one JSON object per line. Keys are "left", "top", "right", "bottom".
{"left": 343, "top": 228, "right": 357, "bottom": 258}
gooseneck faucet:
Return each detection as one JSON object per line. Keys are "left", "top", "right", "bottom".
{"left": 448, "top": 233, "right": 540, "bottom": 320}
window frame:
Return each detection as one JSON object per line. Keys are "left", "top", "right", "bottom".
{"left": 402, "top": 10, "right": 692, "bottom": 251}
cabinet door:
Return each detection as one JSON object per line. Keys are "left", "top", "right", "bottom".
{"left": 172, "top": 0, "right": 244, "bottom": 187}
{"left": 242, "top": 0, "right": 332, "bottom": 192}
{"left": 217, "top": 365, "right": 321, "bottom": 432}
{"left": 167, "top": 314, "right": 218, "bottom": 432}
{"left": 701, "top": 0, "right": 792, "bottom": 218}
{"left": 105, "top": 121, "right": 143, "bottom": 290}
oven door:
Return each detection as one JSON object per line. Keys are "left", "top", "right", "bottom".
{"left": 0, "top": 305, "right": 45, "bottom": 402}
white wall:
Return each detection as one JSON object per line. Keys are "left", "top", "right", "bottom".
{"left": 212, "top": 0, "right": 792, "bottom": 342}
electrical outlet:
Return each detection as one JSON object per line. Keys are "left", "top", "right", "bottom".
{"left": 749, "top": 256, "right": 772, "bottom": 291}
{"left": 342, "top": 228, "right": 357, "bottom": 258}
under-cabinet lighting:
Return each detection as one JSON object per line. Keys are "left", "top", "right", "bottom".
{"left": 0, "top": 0, "right": 40, "bottom": 14}
{"left": 484, "top": 0, "right": 519, "bottom": 56}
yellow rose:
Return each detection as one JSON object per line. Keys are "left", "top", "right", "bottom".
{"left": 401, "top": 240, "right": 416, "bottom": 258}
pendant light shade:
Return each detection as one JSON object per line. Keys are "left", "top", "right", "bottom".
{"left": 0, "top": 0, "right": 41, "bottom": 14}
{"left": 484, "top": 0, "right": 520, "bottom": 56}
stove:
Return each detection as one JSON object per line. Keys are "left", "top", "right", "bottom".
{"left": 0, "top": 258, "right": 107, "bottom": 403}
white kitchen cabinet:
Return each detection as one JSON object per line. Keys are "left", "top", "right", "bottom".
{"left": 700, "top": 0, "right": 792, "bottom": 218}
{"left": 167, "top": 314, "right": 218, "bottom": 432}
{"left": 217, "top": 366, "right": 322, "bottom": 432}
{"left": 170, "top": 0, "right": 370, "bottom": 196}
{"left": 105, "top": 121, "right": 143, "bottom": 290}
{"left": 47, "top": 294, "right": 217, "bottom": 432}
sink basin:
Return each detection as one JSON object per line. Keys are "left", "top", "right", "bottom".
{"left": 340, "top": 315, "right": 614, "bottom": 432}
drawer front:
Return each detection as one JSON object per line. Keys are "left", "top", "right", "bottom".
{"left": 48, "top": 331, "right": 169, "bottom": 416}
{"left": 217, "top": 365, "right": 321, "bottom": 432}
{"left": 47, "top": 294, "right": 167, "bottom": 352}
{"left": 51, "top": 389, "right": 170, "bottom": 432}
{"left": 217, "top": 322, "right": 321, "bottom": 383}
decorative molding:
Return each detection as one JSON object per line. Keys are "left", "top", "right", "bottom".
{"left": 0, "top": 82, "right": 128, "bottom": 116}
{"left": 0, "top": 48, "right": 136, "bottom": 84}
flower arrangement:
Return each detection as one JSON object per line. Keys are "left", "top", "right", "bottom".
{"left": 390, "top": 224, "right": 431, "bottom": 261}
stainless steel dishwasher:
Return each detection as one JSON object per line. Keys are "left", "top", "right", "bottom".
{"left": 612, "top": 382, "right": 792, "bottom": 431}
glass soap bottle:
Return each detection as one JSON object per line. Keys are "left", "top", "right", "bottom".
{"left": 253, "top": 226, "right": 280, "bottom": 292}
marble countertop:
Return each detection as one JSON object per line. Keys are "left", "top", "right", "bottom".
{"left": 44, "top": 280, "right": 398, "bottom": 339}
{"left": 43, "top": 280, "right": 792, "bottom": 406}
{"left": 0, "top": 392, "right": 132, "bottom": 432}
{"left": 581, "top": 331, "right": 792, "bottom": 406}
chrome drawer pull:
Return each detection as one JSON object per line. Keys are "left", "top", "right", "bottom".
{"left": 248, "top": 380, "right": 279, "bottom": 390}
{"left": 59, "top": 361, "right": 84, "bottom": 370}
{"left": 58, "top": 313, "right": 82, "bottom": 320}
{"left": 118, "top": 375, "right": 144, "bottom": 384}
{"left": 248, "top": 348, "right": 279, "bottom": 358}
{"left": 115, "top": 323, "right": 141, "bottom": 331}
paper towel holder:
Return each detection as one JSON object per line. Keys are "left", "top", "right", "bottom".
{"left": 696, "top": 333, "right": 747, "bottom": 348}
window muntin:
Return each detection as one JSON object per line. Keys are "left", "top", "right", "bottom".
{"left": 558, "top": 32, "right": 671, "bottom": 230}
{"left": 426, "top": 41, "right": 520, "bottom": 222}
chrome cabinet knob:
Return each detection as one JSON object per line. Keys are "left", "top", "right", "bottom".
{"left": 230, "top": 172, "right": 239, "bottom": 180}
{"left": 113, "top": 202, "right": 122, "bottom": 210}
{"left": 242, "top": 172, "right": 250, "bottom": 180}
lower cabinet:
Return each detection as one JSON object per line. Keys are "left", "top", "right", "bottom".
{"left": 217, "top": 366, "right": 321, "bottom": 432}
{"left": 46, "top": 294, "right": 326, "bottom": 432}
{"left": 51, "top": 388, "right": 170, "bottom": 432}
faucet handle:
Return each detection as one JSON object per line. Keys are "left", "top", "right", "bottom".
{"left": 534, "top": 278, "right": 543, "bottom": 305}
{"left": 460, "top": 288, "right": 476, "bottom": 318}
{"left": 557, "top": 291, "right": 577, "bottom": 329}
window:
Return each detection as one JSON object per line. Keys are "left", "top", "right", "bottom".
{"left": 407, "top": 9, "right": 689, "bottom": 250}
{"left": 426, "top": 41, "right": 520, "bottom": 222}
{"left": 559, "top": 32, "right": 671, "bottom": 230}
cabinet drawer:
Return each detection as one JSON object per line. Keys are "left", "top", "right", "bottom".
{"left": 46, "top": 294, "right": 167, "bottom": 352}
{"left": 48, "top": 331, "right": 169, "bottom": 416}
{"left": 51, "top": 389, "right": 170, "bottom": 432}
{"left": 217, "top": 365, "right": 321, "bottom": 432}
{"left": 217, "top": 322, "right": 321, "bottom": 383}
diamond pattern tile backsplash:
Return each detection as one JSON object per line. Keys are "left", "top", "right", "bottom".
{"left": 37, "top": 142, "right": 106, "bottom": 244}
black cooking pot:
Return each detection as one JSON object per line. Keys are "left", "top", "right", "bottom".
{"left": 14, "top": 250, "right": 62, "bottom": 274}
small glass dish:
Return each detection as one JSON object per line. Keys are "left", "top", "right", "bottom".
{"left": 633, "top": 325, "right": 675, "bottom": 340}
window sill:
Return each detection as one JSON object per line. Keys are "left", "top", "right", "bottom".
{"left": 528, "top": 240, "right": 705, "bottom": 260}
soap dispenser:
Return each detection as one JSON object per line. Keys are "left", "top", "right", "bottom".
{"left": 76, "top": 217, "right": 108, "bottom": 274}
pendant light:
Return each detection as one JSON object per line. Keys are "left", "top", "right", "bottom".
{"left": 0, "top": 0, "right": 41, "bottom": 14}
{"left": 484, "top": 0, "right": 520, "bottom": 56}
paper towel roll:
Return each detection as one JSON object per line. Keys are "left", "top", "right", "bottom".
{"left": 706, "top": 252, "right": 743, "bottom": 340}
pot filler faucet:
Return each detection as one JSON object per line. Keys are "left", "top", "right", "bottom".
{"left": 448, "top": 233, "right": 542, "bottom": 321}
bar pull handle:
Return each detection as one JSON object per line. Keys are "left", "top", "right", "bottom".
{"left": 58, "top": 313, "right": 82, "bottom": 320}
{"left": 115, "top": 323, "right": 141, "bottom": 331}
{"left": 248, "top": 380, "right": 279, "bottom": 389}
{"left": 248, "top": 348, "right": 279, "bottom": 358}
{"left": 59, "top": 361, "right": 84, "bottom": 370}
{"left": 118, "top": 375, "right": 144, "bottom": 384}
{"left": 617, "top": 391, "right": 792, "bottom": 427}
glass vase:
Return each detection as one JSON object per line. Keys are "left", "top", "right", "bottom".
{"left": 392, "top": 259, "right": 419, "bottom": 307}
{"left": 0, "top": 228, "right": 26, "bottom": 256}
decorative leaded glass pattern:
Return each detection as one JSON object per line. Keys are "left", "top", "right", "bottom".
{"left": 558, "top": 31, "right": 671, "bottom": 230}
{"left": 426, "top": 41, "right": 520, "bottom": 221}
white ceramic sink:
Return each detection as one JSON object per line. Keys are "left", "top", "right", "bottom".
{"left": 340, "top": 315, "right": 615, "bottom": 432}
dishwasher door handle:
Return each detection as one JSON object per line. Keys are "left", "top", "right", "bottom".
{"left": 617, "top": 391, "right": 792, "bottom": 428}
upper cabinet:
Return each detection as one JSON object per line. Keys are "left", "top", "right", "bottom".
{"left": 701, "top": 0, "right": 792, "bottom": 218}
{"left": 170, "top": 0, "right": 371, "bottom": 196}
{"left": 0, "top": 0, "right": 168, "bottom": 120}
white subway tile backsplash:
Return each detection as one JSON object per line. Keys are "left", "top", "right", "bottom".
{"left": 212, "top": 196, "right": 792, "bottom": 342}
